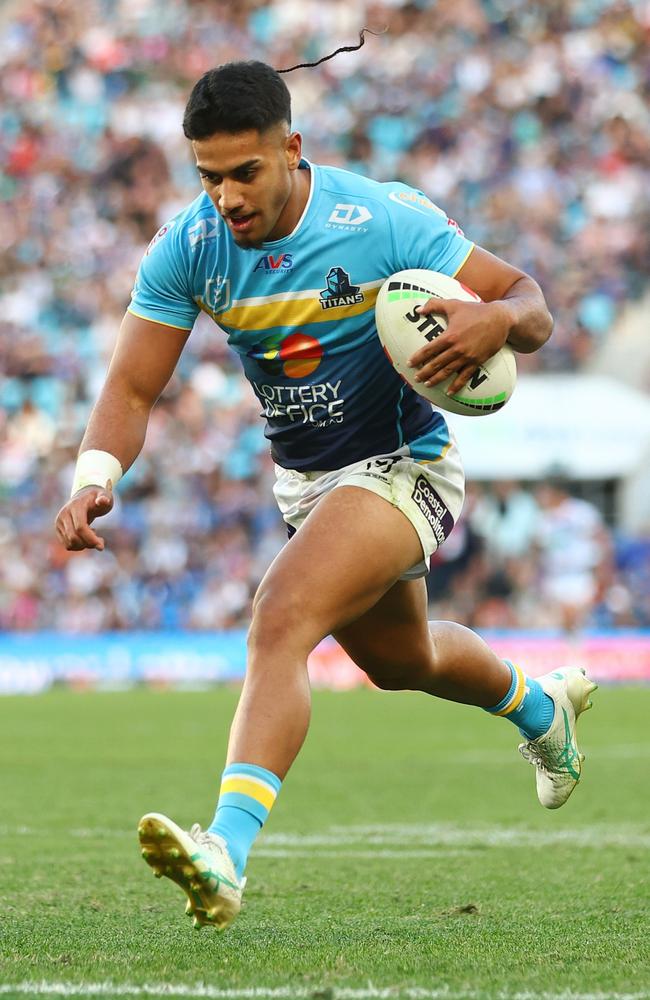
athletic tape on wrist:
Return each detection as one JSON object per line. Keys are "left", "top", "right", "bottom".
{"left": 71, "top": 449, "right": 123, "bottom": 497}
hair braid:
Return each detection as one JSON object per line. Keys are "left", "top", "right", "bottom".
{"left": 277, "top": 26, "right": 388, "bottom": 74}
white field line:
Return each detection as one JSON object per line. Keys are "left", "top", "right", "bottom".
{"left": 0, "top": 984, "right": 649, "bottom": 1000}
{"left": 254, "top": 849, "right": 476, "bottom": 859}
{"left": 1, "top": 824, "right": 649, "bottom": 850}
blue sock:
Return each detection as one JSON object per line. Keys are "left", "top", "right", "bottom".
{"left": 484, "top": 661, "right": 555, "bottom": 740}
{"left": 207, "top": 762, "right": 282, "bottom": 878}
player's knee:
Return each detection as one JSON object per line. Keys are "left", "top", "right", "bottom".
{"left": 248, "top": 585, "right": 320, "bottom": 658}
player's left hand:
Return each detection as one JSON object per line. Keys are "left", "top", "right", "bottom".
{"left": 407, "top": 298, "right": 511, "bottom": 395}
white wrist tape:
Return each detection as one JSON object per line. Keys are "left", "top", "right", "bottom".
{"left": 71, "top": 449, "right": 123, "bottom": 497}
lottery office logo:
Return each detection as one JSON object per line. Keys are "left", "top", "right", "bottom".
{"left": 319, "top": 267, "right": 364, "bottom": 310}
{"left": 253, "top": 378, "right": 344, "bottom": 428}
{"left": 250, "top": 332, "right": 323, "bottom": 379}
{"left": 250, "top": 333, "right": 344, "bottom": 427}
{"left": 326, "top": 203, "right": 372, "bottom": 233}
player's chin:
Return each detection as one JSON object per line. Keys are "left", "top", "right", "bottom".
{"left": 234, "top": 235, "right": 266, "bottom": 250}
{"left": 231, "top": 226, "right": 267, "bottom": 250}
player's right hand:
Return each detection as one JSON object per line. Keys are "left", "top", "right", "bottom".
{"left": 55, "top": 481, "right": 114, "bottom": 552}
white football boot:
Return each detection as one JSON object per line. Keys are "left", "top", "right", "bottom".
{"left": 518, "top": 667, "right": 598, "bottom": 809}
{"left": 138, "top": 812, "right": 245, "bottom": 930}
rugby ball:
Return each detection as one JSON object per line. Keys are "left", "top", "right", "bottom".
{"left": 375, "top": 269, "right": 516, "bottom": 416}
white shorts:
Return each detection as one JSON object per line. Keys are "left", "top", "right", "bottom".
{"left": 273, "top": 442, "right": 465, "bottom": 580}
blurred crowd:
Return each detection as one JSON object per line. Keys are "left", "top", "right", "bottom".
{"left": 1, "top": 0, "right": 649, "bottom": 633}
{"left": 428, "top": 479, "right": 650, "bottom": 632}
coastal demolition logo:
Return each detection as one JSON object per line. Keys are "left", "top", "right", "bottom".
{"left": 411, "top": 475, "right": 455, "bottom": 550}
{"left": 319, "top": 268, "right": 364, "bottom": 310}
{"left": 249, "top": 331, "right": 324, "bottom": 378}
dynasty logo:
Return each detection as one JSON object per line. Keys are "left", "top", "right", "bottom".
{"left": 319, "top": 267, "right": 364, "bottom": 310}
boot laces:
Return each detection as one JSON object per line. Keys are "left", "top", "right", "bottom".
{"left": 189, "top": 823, "right": 227, "bottom": 853}
{"left": 519, "top": 739, "right": 579, "bottom": 779}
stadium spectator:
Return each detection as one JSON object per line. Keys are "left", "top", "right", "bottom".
{"left": 534, "top": 478, "right": 613, "bottom": 631}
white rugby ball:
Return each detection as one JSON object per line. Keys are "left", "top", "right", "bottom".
{"left": 375, "top": 269, "right": 516, "bottom": 416}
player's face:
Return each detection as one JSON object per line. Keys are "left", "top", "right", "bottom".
{"left": 192, "top": 125, "right": 303, "bottom": 249}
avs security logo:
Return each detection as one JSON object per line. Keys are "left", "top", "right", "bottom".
{"left": 319, "top": 267, "right": 364, "bottom": 310}
{"left": 326, "top": 203, "right": 372, "bottom": 233}
{"left": 249, "top": 331, "right": 323, "bottom": 379}
{"left": 253, "top": 252, "right": 294, "bottom": 273}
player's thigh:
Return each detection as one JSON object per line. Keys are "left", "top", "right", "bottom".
{"left": 333, "top": 577, "right": 435, "bottom": 689}
{"left": 250, "top": 485, "right": 425, "bottom": 654}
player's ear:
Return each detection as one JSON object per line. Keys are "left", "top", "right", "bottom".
{"left": 285, "top": 130, "right": 302, "bottom": 170}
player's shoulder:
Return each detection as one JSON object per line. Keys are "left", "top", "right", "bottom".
{"left": 315, "top": 162, "right": 458, "bottom": 231}
{"left": 143, "top": 191, "right": 221, "bottom": 264}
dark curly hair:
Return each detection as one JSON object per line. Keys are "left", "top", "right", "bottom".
{"left": 183, "top": 61, "right": 291, "bottom": 140}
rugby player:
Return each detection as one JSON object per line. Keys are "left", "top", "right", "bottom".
{"left": 55, "top": 60, "right": 597, "bottom": 931}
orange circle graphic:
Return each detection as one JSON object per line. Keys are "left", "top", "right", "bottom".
{"left": 280, "top": 333, "right": 323, "bottom": 379}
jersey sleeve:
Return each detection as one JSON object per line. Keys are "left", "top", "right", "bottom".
{"left": 128, "top": 218, "right": 200, "bottom": 331}
{"left": 382, "top": 184, "right": 475, "bottom": 277}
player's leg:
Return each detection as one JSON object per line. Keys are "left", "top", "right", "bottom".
{"left": 333, "top": 575, "right": 512, "bottom": 702}
{"left": 334, "top": 577, "right": 597, "bottom": 810}
{"left": 225, "top": 485, "right": 430, "bottom": 775}
{"left": 140, "top": 484, "right": 436, "bottom": 928}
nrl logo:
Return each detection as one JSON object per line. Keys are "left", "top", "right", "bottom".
{"left": 203, "top": 275, "right": 230, "bottom": 313}
{"left": 319, "top": 267, "right": 364, "bottom": 310}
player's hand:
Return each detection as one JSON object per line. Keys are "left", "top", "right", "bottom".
{"left": 55, "top": 481, "right": 114, "bottom": 552}
{"left": 407, "top": 298, "right": 512, "bottom": 395}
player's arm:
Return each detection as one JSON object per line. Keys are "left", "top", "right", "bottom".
{"left": 408, "top": 246, "right": 553, "bottom": 394}
{"left": 55, "top": 312, "right": 190, "bottom": 551}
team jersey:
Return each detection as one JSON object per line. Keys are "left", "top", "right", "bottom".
{"left": 129, "top": 159, "right": 475, "bottom": 471}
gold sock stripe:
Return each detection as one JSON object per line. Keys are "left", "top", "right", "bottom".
{"left": 494, "top": 663, "right": 527, "bottom": 716}
{"left": 220, "top": 776, "right": 277, "bottom": 811}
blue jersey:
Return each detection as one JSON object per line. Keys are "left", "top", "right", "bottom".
{"left": 129, "top": 160, "right": 474, "bottom": 471}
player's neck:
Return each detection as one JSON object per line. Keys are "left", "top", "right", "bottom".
{"left": 269, "top": 166, "right": 311, "bottom": 241}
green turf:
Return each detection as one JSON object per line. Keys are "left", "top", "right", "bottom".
{"left": 0, "top": 684, "right": 649, "bottom": 1000}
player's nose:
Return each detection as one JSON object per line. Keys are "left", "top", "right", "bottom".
{"left": 219, "top": 180, "right": 246, "bottom": 216}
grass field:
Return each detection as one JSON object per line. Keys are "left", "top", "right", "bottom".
{"left": 0, "top": 684, "right": 649, "bottom": 1000}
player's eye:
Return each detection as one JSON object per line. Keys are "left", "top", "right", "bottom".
{"left": 200, "top": 173, "right": 221, "bottom": 185}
